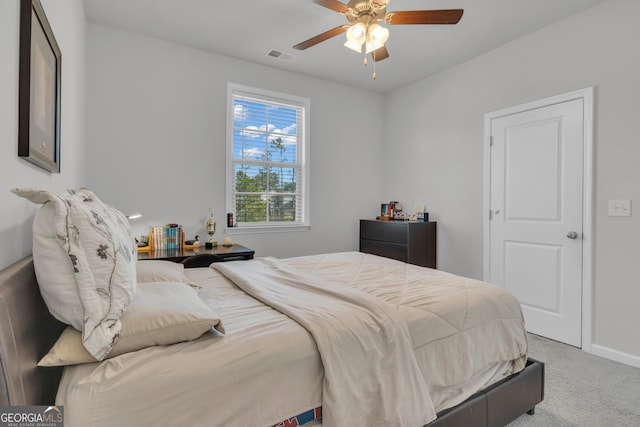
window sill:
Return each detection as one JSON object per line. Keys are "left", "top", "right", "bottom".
{"left": 225, "top": 224, "right": 311, "bottom": 235}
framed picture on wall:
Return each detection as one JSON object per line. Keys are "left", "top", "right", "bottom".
{"left": 18, "top": 0, "right": 62, "bottom": 173}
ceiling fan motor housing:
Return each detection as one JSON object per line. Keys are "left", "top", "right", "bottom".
{"left": 345, "top": 0, "right": 387, "bottom": 24}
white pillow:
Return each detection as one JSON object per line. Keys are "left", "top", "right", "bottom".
{"left": 136, "top": 260, "right": 201, "bottom": 288}
{"left": 38, "top": 282, "right": 224, "bottom": 366}
{"left": 12, "top": 187, "right": 137, "bottom": 360}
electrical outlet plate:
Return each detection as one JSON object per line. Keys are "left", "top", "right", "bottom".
{"left": 608, "top": 200, "right": 631, "bottom": 217}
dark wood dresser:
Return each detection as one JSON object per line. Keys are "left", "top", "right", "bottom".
{"left": 359, "top": 219, "right": 436, "bottom": 268}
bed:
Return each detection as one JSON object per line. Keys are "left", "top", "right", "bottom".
{"left": 0, "top": 251, "right": 543, "bottom": 427}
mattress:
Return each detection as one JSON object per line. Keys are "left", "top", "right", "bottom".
{"left": 56, "top": 252, "right": 527, "bottom": 427}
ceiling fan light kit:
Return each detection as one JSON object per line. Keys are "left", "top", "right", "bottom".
{"left": 344, "top": 21, "right": 388, "bottom": 55}
{"left": 294, "top": 0, "right": 463, "bottom": 81}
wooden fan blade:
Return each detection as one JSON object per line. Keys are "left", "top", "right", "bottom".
{"left": 386, "top": 9, "right": 464, "bottom": 25}
{"left": 312, "top": 0, "right": 349, "bottom": 14}
{"left": 293, "top": 25, "right": 349, "bottom": 50}
{"left": 371, "top": 45, "right": 389, "bottom": 62}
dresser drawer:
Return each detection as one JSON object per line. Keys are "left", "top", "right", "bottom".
{"left": 359, "top": 239, "right": 408, "bottom": 263}
{"left": 360, "top": 220, "right": 408, "bottom": 244}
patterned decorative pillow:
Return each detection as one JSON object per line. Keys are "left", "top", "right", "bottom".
{"left": 11, "top": 187, "right": 137, "bottom": 360}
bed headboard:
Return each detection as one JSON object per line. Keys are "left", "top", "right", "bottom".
{"left": 0, "top": 256, "right": 66, "bottom": 405}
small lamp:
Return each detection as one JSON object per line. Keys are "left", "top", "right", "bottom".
{"left": 125, "top": 213, "right": 144, "bottom": 247}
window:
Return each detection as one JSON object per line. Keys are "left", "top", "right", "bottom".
{"left": 226, "top": 84, "right": 310, "bottom": 233}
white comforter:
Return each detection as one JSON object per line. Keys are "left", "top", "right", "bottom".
{"left": 283, "top": 252, "right": 528, "bottom": 405}
{"left": 56, "top": 252, "right": 527, "bottom": 427}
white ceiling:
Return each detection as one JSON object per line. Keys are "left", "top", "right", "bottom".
{"left": 83, "top": 0, "right": 609, "bottom": 93}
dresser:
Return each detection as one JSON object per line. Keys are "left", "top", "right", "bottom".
{"left": 359, "top": 219, "right": 436, "bottom": 268}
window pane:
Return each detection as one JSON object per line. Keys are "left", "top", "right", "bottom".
{"left": 268, "top": 105, "right": 297, "bottom": 136}
{"left": 235, "top": 194, "right": 267, "bottom": 223}
{"left": 269, "top": 167, "right": 297, "bottom": 193}
{"left": 280, "top": 135, "right": 298, "bottom": 164}
{"left": 233, "top": 130, "right": 267, "bottom": 161}
{"left": 234, "top": 99, "right": 299, "bottom": 164}
{"left": 267, "top": 137, "right": 296, "bottom": 164}
{"left": 267, "top": 104, "right": 297, "bottom": 164}
{"left": 235, "top": 164, "right": 267, "bottom": 192}
{"left": 233, "top": 99, "right": 247, "bottom": 126}
{"left": 268, "top": 195, "right": 296, "bottom": 222}
{"left": 238, "top": 99, "right": 267, "bottom": 130}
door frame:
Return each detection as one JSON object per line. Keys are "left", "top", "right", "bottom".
{"left": 482, "top": 87, "right": 594, "bottom": 351}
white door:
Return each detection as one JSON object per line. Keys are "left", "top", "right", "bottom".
{"left": 488, "top": 97, "right": 585, "bottom": 347}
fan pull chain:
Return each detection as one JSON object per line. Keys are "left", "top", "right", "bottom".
{"left": 372, "top": 50, "right": 377, "bottom": 80}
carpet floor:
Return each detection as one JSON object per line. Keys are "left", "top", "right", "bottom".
{"left": 508, "top": 334, "right": 640, "bottom": 426}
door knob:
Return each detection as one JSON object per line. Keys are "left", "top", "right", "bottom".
{"left": 566, "top": 231, "right": 579, "bottom": 239}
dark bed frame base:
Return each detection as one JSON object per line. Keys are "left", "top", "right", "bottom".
{"left": 0, "top": 256, "right": 544, "bottom": 427}
{"left": 426, "top": 358, "right": 545, "bottom": 427}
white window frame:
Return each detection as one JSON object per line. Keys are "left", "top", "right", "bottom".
{"left": 225, "top": 83, "right": 310, "bottom": 234}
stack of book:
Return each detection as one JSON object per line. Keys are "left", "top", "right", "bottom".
{"left": 150, "top": 225, "right": 184, "bottom": 251}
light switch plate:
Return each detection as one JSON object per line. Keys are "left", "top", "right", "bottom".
{"left": 608, "top": 200, "right": 631, "bottom": 217}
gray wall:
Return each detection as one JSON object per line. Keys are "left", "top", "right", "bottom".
{"left": 85, "top": 24, "right": 384, "bottom": 259}
{"left": 383, "top": 0, "right": 640, "bottom": 365}
{"left": 1, "top": 0, "right": 637, "bottom": 367}
{"left": 0, "top": 0, "right": 86, "bottom": 270}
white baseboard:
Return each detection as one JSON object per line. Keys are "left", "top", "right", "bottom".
{"left": 590, "top": 344, "right": 640, "bottom": 369}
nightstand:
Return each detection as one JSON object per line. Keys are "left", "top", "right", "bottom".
{"left": 359, "top": 219, "right": 436, "bottom": 268}
{"left": 137, "top": 244, "right": 254, "bottom": 264}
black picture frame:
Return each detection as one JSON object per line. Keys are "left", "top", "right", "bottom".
{"left": 18, "top": 0, "right": 62, "bottom": 173}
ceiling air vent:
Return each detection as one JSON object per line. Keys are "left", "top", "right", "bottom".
{"left": 266, "top": 49, "right": 294, "bottom": 62}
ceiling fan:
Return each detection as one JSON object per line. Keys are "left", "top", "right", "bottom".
{"left": 293, "top": 0, "right": 463, "bottom": 78}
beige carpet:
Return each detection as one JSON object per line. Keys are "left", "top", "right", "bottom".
{"left": 508, "top": 334, "right": 640, "bottom": 426}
